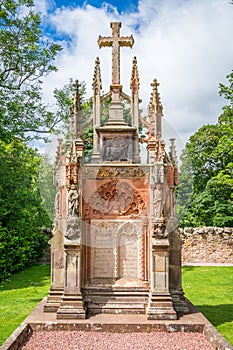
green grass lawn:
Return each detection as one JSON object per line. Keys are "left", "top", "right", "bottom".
{"left": 182, "top": 266, "right": 233, "bottom": 345}
{"left": 0, "top": 265, "right": 232, "bottom": 346}
{"left": 0, "top": 264, "right": 50, "bottom": 345}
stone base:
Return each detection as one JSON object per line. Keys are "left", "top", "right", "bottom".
{"left": 83, "top": 286, "right": 148, "bottom": 316}
{"left": 170, "top": 288, "right": 190, "bottom": 315}
{"left": 147, "top": 293, "right": 177, "bottom": 320}
{"left": 43, "top": 288, "right": 63, "bottom": 312}
{"left": 57, "top": 293, "right": 86, "bottom": 319}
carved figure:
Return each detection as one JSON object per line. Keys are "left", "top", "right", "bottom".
{"left": 68, "top": 186, "right": 80, "bottom": 217}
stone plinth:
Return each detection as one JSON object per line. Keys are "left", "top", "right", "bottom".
{"left": 44, "top": 223, "right": 64, "bottom": 312}
{"left": 57, "top": 244, "right": 85, "bottom": 319}
{"left": 147, "top": 238, "right": 177, "bottom": 320}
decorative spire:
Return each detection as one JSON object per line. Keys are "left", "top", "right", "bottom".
{"left": 73, "top": 80, "right": 82, "bottom": 115}
{"left": 55, "top": 138, "right": 63, "bottom": 167}
{"left": 92, "top": 57, "right": 102, "bottom": 95}
{"left": 69, "top": 80, "right": 82, "bottom": 139}
{"left": 169, "top": 138, "right": 178, "bottom": 164}
{"left": 148, "top": 79, "right": 163, "bottom": 139}
{"left": 130, "top": 56, "right": 140, "bottom": 94}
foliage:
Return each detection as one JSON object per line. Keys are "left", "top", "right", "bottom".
{"left": 0, "top": 138, "right": 51, "bottom": 280}
{"left": 0, "top": 0, "right": 62, "bottom": 141}
{"left": 0, "top": 264, "right": 50, "bottom": 345}
{"left": 178, "top": 72, "right": 233, "bottom": 227}
{"left": 183, "top": 266, "right": 233, "bottom": 345}
{"left": 39, "top": 154, "right": 56, "bottom": 222}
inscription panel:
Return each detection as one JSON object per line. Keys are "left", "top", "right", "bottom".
{"left": 90, "top": 220, "right": 141, "bottom": 281}
{"left": 118, "top": 223, "right": 139, "bottom": 278}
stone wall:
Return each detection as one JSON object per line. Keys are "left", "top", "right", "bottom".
{"left": 180, "top": 227, "right": 233, "bottom": 264}
{"left": 38, "top": 227, "right": 233, "bottom": 265}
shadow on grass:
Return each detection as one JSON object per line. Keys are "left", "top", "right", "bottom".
{"left": 0, "top": 264, "right": 50, "bottom": 291}
{"left": 195, "top": 304, "right": 233, "bottom": 327}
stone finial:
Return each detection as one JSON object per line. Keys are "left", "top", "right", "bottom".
{"left": 169, "top": 138, "right": 178, "bottom": 164}
{"left": 149, "top": 79, "right": 163, "bottom": 117}
{"left": 92, "top": 57, "right": 102, "bottom": 95}
{"left": 148, "top": 79, "right": 163, "bottom": 139}
{"left": 130, "top": 56, "right": 140, "bottom": 94}
{"left": 73, "top": 80, "right": 82, "bottom": 115}
{"left": 69, "top": 80, "right": 82, "bottom": 139}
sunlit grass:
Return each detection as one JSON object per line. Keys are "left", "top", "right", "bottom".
{"left": 183, "top": 266, "right": 233, "bottom": 345}
{"left": 0, "top": 264, "right": 50, "bottom": 345}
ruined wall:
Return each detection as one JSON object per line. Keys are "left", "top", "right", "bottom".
{"left": 180, "top": 227, "right": 233, "bottom": 264}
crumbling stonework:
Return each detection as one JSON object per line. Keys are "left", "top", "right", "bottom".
{"left": 180, "top": 227, "right": 233, "bottom": 264}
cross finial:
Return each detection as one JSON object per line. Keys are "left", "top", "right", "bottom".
{"left": 98, "top": 22, "right": 134, "bottom": 86}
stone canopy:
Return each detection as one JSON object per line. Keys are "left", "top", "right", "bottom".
{"left": 44, "top": 22, "right": 189, "bottom": 320}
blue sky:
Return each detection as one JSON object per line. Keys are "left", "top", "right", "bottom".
{"left": 54, "top": 0, "right": 138, "bottom": 13}
{"left": 36, "top": 0, "right": 233, "bottom": 156}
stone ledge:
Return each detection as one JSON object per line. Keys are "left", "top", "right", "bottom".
{"left": 0, "top": 323, "right": 32, "bottom": 350}
{"left": 204, "top": 324, "right": 233, "bottom": 350}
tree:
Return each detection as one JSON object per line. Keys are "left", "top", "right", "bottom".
{"left": 0, "top": 0, "right": 62, "bottom": 141}
{"left": 0, "top": 138, "right": 51, "bottom": 280}
{"left": 178, "top": 73, "right": 233, "bottom": 227}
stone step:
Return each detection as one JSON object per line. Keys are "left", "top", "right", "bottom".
{"left": 83, "top": 287, "right": 148, "bottom": 316}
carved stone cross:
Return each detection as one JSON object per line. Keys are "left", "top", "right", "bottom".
{"left": 98, "top": 22, "right": 134, "bottom": 85}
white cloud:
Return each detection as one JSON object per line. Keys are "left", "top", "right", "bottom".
{"left": 41, "top": 0, "right": 233, "bottom": 152}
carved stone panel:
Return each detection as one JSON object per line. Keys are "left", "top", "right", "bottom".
{"left": 86, "top": 180, "right": 145, "bottom": 219}
{"left": 102, "top": 137, "right": 132, "bottom": 162}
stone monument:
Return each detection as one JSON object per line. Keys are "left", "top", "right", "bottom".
{"left": 44, "top": 22, "right": 189, "bottom": 319}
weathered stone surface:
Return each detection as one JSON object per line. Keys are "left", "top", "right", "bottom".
{"left": 180, "top": 227, "right": 233, "bottom": 264}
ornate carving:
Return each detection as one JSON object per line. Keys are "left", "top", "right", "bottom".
{"left": 65, "top": 218, "right": 81, "bottom": 241}
{"left": 153, "top": 184, "right": 163, "bottom": 218}
{"left": 65, "top": 142, "right": 81, "bottom": 186}
{"left": 82, "top": 166, "right": 150, "bottom": 178}
{"left": 155, "top": 139, "right": 165, "bottom": 162}
{"left": 153, "top": 219, "right": 168, "bottom": 239}
{"left": 86, "top": 180, "right": 145, "bottom": 219}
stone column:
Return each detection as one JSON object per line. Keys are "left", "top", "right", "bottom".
{"left": 169, "top": 230, "right": 189, "bottom": 315}
{"left": 57, "top": 243, "right": 86, "bottom": 319}
{"left": 147, "top": 237, "right": 177, "bottom": 320}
